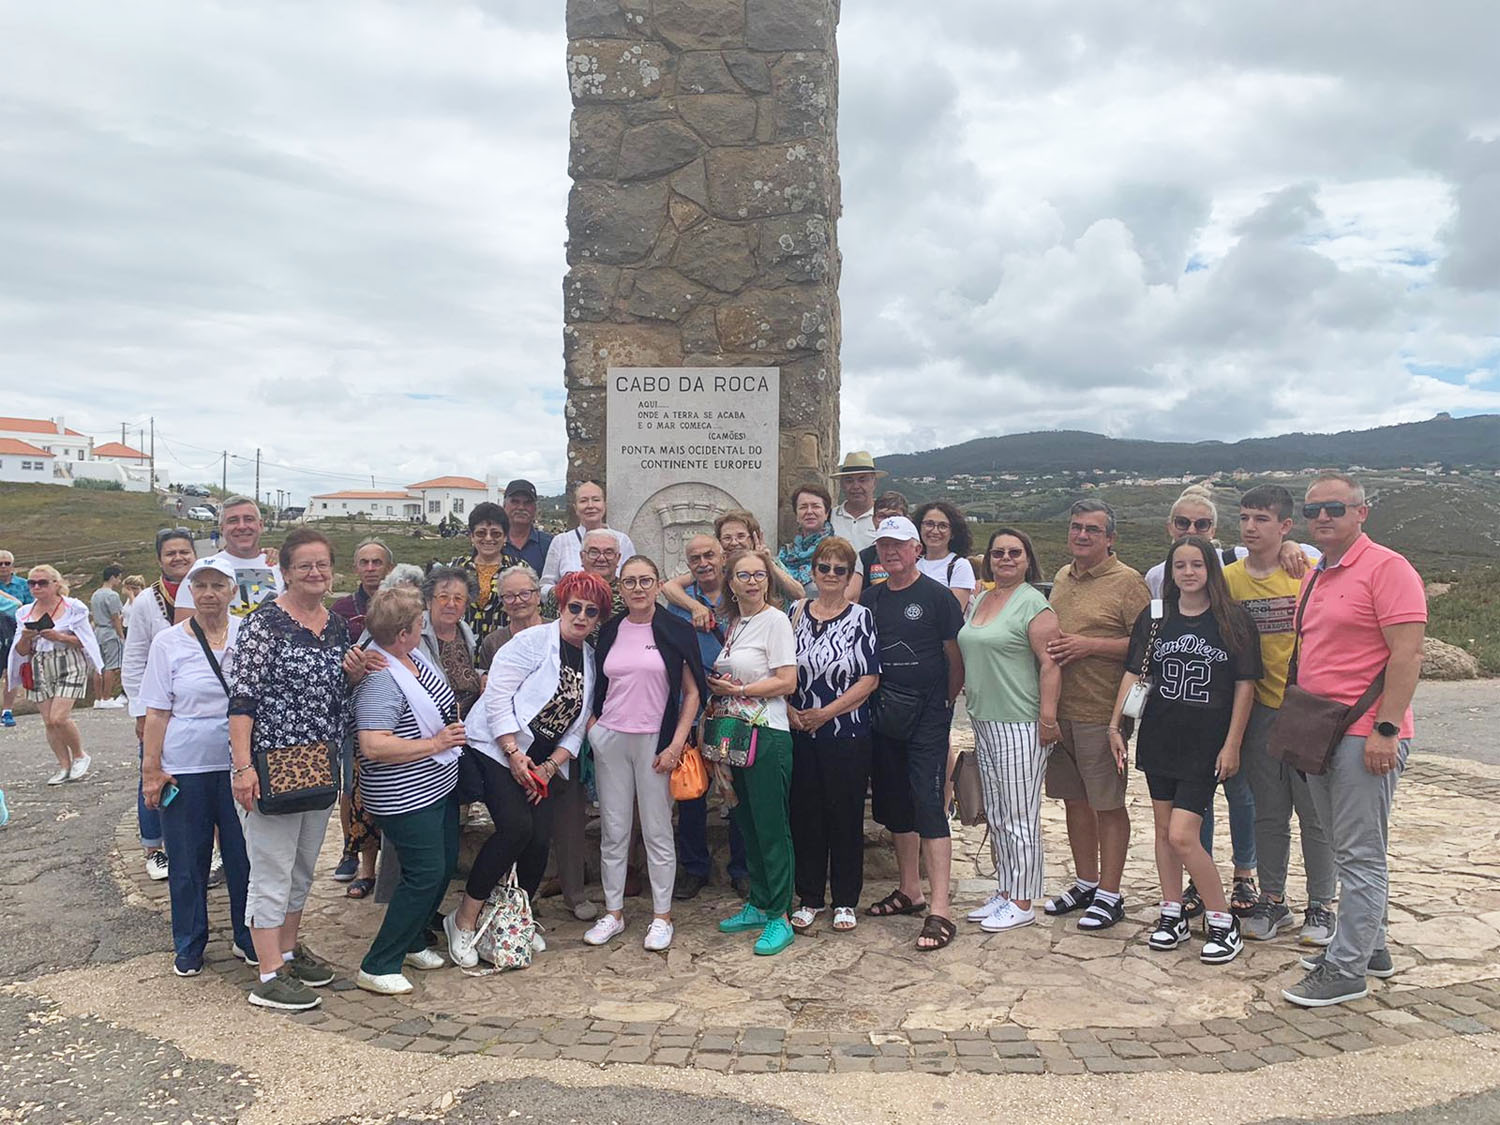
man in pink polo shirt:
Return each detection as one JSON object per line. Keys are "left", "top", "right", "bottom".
{"left": 1281, "top": 472, "right": 1425, "bottom": 1009}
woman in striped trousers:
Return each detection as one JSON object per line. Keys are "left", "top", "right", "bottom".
{"left": 956, "top": 529, "right": 1061, "bottom": 933}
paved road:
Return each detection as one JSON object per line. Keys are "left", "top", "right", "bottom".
{"left": 1, "top": 684, "right": 1496, "bottom": 1123}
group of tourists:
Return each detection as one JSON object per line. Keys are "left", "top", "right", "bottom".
{"left": 0, "top": 456, "right": 1425, "bottom": 1014}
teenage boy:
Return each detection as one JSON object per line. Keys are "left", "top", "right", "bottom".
{"left": 1223, "top": 485, "right": 1336, "bottom": 945}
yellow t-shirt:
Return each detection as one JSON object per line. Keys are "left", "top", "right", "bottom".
{"left": 1223, "top": 559, "right": 1301, "bottom": 709}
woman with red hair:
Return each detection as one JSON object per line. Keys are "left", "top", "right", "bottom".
{"left": 442, "top": 570, "right": 611, "bottom": 968}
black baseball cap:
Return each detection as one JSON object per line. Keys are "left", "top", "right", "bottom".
{"left": 504, "top": 479, "right": 538, "bottom": 499}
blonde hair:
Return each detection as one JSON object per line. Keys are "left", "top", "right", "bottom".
{"left": 1171, "top": 481, "right": 1218, "bottom": 525}
{"left": 123, "top": 574, "right": 146, "bottom": 591}
{"left": 365, "top": 587, "right": 424, "bottom": 646}
{"left": 27, "top": 564, "right": 68, "bottom": 598}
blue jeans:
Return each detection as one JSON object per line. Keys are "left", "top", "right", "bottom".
{"left": 676, "top": 789, "right": 747, "bottom": 881}
{"left": 158, "top": 770, "right": 251, "bottom": 969}
{"left": 138, "top": 739, "right": 163, "bottom": 851}
{"left": 1200, "top": 767, "right": 1257, "bottom": 873}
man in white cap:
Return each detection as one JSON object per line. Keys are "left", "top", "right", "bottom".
{"left": 830, "top": 452, "right": 886, "bottom": 554}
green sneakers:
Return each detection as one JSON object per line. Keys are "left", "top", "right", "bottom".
{"left": 248, "top": 972, "right": 321, "bottom": 1011}
{"left": 285, "top": 946, "right": 335, "bottom": 987}
{"left": 753, "top": 917, "right": 795, "bottom": 956}
{"left": 718, "top": 903, "right": 770, "bottom": 933}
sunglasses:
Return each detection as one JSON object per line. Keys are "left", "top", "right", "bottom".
{"left": 620, "top": 576, "right": 657, "bottom": 590}
{"left": 564, "top": 601, "right": 601, "bottom": 619}
{"left": 989, "top": 547, "right": 1026, "bottom": 560}
{"left": 470, "top": 528, "right": 505, "bottom": 540}
{"left": 1172, "top": 516, "right": 1214, "bottom": 533}
{"left": 1303, "top": 501, "right": 1350, "bottom": 519}
{"left": 27, "top": 578, "right": 51, "bottom": 587}
{"left": 815, "top": 562, "right": 850, "bottom": 577}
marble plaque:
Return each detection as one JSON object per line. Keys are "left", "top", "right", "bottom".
{"left": 607, "top": 367, "right": 780, "bottom": 572}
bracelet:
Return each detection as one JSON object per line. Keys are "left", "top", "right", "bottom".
{"left": 232, "top": 764, "right": 255, "bottom": 776}
{"left": 1106, "top": 726, "right": 1121, "bottom": 733}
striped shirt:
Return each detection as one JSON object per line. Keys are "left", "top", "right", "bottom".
{"left": 354, "top": 663, "right": 459, "bottom": 817}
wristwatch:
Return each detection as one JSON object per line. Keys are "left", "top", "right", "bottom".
{"left": 1374, "top": 720, "right": 1400, "bottom": 738}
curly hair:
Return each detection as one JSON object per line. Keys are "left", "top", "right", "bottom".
{"left": 913, "top": 500, "right": 972, "bottom": 558}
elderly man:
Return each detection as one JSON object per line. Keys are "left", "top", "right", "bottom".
{"left": 861, "top": 516, "right": 965, "bottom": 950}
{"left": 122, "top": 529, "right": 198, "bottom": 880}
{"left": 449, "top": 502, "right": 523, "bottom": 650}
{"left": 859, "top": 492, "right": 909, "bottom": 587}
{"left": 502, "top": 479, "right": 553, "bottom": 576}
{"left": 0, "top": 550, "right": 32, "bottom": 728}
{"left": 176, "top": 496, "right": 282, "bottom": 620}
{"left": 830, "top": 452, "right": 886, "bottom": 554}
{"left": 1044, "top": 500, "right": 1150, "bottom": 932}
{"left": 331, "top": 538, "right": 393, "bottom": 641}
{"left": 664, "top": 534, "right": 750, "bottom": 899}
{"left": 1281, "top": 473, "right": 1425, "bottom": 1009}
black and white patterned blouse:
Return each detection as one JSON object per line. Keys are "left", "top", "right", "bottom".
{"left": 228, "top": 602, "right": 352, "bottom": 754}
{"left": 790, "top": 600, "right": 882, "bottom": 741}
{"left": 354, "top": 662, "right": 459, "bottom": 817}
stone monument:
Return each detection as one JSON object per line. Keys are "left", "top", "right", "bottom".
{"left": 562, "top": 0, "right": 841, "bottom": 554}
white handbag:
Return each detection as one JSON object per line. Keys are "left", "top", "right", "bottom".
{"left": 471, "top": 872, "right": 535, "bottom": 972}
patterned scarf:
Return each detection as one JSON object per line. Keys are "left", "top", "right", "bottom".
{"left": 777, "top": 522, "right": 832, "bottom": 587}
{"left": 151, "top": 578, "right": 178, "bottom": 623}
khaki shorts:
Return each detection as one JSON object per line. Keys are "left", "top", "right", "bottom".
{"left": 1045, "top": 719, "right": 1126, "bottom": 811}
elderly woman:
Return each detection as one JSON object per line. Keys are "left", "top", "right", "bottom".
{"left": 421, "top": 565, "right": 483, "bottom": 717}
{"left": 957, "top": 529, "right": 1061, "bottom": 933}
{"left": 584, "top": 555, "right": 705, "bottom": 951}
{"left": 229, "top": 528, "right": 370, "bottom": 1012}
{"left": 710, "top": 548, "right": 799, "bottom": 955}
{"left": 913, "top": 500, "right": 976, "bottom": 611}
{"left": 8, "top": 565, "right": 104, "bottom": 784}
{"left": 477, "top": 565, "right": 544, "bottom": 670}
{"left": 787, "top": 537, "right": 880, "bottom": 934}
{"left": 777, "top": 484, "right": 846, "bottom": 601}
{"left": 444, "top": 570, "right": 610, "bottom": 968}
{"left": 140, "top": 557, "right": 252, "bottom": 976}
{"left": 352, "top": 587, "right": 469, "bottom": 995}
{"left": 540, "top": 479, "right": 636, "bottom": 592}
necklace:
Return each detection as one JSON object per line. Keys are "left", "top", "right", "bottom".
{"left": 196, "top": 620, "right": 230, "bottom": 648}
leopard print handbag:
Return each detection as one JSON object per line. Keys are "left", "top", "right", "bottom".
{"left": 254, "top": 741, "right": 340, "bottom": 815}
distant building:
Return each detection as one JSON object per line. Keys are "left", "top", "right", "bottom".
{"left": 85, "top": 441, "right": 152, "bottom": 492}
{"left": 0, "top": 416, "right": 90, "bottom": 483}
{"left": 0, "top": 438, "right": 55, "bottom": 484}
{"left": 407, "top": 476, "right": 490, "bottom": 523}
{"left": 309, "top": 490, "right": 421, "bottom": 521}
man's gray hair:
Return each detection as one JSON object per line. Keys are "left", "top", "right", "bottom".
{"left": 422, "top": 564, "right": 478, "bottom": 604}
{"left": 582, "top": 529, "right": 618, "bottom": 550}
{"left": 1068, "top": 498, "right": 1116, "bottom": 536}
{"left": 498, "top": 562, "right": 540, "bottom": 590}
{"left": 1307, "top": 471, "right": 1366, "bottom": 504}
{"left": 379, "top": 563, "right": 426, "bottom": 590}
{"left": 220, "top": 494, "right": 259, "bottom": 516}
{"left": 355, "top": 536, "right": 394, "bottom": 566}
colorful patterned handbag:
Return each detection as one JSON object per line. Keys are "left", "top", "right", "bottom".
{"left": 473, "top": 872, "right": 535, "bottom": 971}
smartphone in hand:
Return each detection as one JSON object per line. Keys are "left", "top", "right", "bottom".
{"left": 160, "top": 783, "right": 180, "bottom": 807}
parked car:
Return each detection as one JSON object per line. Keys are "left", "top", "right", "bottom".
{"left": 181, "top": 484, "right": 210, "bottom": 497}
{"left": 187, "top": 505, "right": 217, "bottom": 521}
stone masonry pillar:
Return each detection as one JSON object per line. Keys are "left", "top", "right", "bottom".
{"left": 562, "top": 0, "right": 841, "bottom": 539}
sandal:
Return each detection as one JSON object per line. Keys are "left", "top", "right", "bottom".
{"left": 1231, "top": 876, "right": 1258, "bottom": 916}
{"left": 1182, "top": 881, "right": 1205, "bottom": 919}
{"left": 916, "top": 914, "right": 956, "bottom": 951}
{"left": 832, "top": 907, "right": 857, "bottom": 932}
{"left": 1043, "top": 882, "right": 1096, "bottom": 916}
{"left": 1077, "top": 894, "right": 1126, "bottom": 931}
{"left": 865, "top": 889, "right": 928, "bottom": 917}
{"left": 790, "top": 905, "right": 825, "bottom": 932}
{"left": 345, "top": 877, "right": 376, "bottom": 900}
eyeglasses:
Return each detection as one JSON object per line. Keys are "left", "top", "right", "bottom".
{"left": 734, "top": 570, "right": 769, "bottom": 584}
{"left": 814, "top": 562, "right": 850, "bottom": 577}
{"left": 290, "top": 562, "right": 333, "bottom": 575}
{"left": 1068, "top": 522, "right": 1108, "bottom": 536}
{"left": 620, "top": 576, "right": 658, "bottom": 590}
{"left": 1172, "top": 516, "right": 1214, "bottom": 533}
{"left": 1303, "top": 501, "right": 1350, "bottom": 519}
{"left": 583, "top": 548, "right": 618, "bottom": 560}
{"left": 920, "top": 520, "right": 950, "bottom": 532}
{"left": 989, "top": 547, "right": 1026, "bottom": 560}
{"left": 433, "top": 592, "right": 466, "bottom": 605}
{"left": 564, "top": 601, "right": 601, "bottom": 619}
{"left": 26, "top": 578, "right": 50, "bottom": 587}
{"left": 470, "top": 528, "right": 505, "bottom": 540}
{"left": 500, "top": 589, "right": 537, "bottom": 604}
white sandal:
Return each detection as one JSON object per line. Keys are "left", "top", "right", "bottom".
{"left": 832, "top": 907, "right": 857, "bottom": 932}
{"left": 790, "top": 905, "right": 824, "bottom": 932}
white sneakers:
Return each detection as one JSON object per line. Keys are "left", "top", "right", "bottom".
{"left": 980, "top": 901, "right": 1037, "bottom": 932}
{"left": 966, "top": 892, "right": 1009, "bottom": 923}
{"left": 583, "top": 913, "right": 626, "bottom": 946}
{"left": 643, "top": 918, "right": 674, "bottom": 952}
{"left": 443, "top": 912, "right": 478, "bottom": 969}
{"left": 356, "top": 970, "right": 413, "bottom": 995}
{"left": 46, "top": 769, "right": 69, "bottom": 786}
{"left": 68, "top": 754, "right": 91, "bottom": 780}
{"left": 403, "top": 948, "right": 445, "bottom": 971}
{"left": 93, "top": 698, "right": 126, "bottom": 710}
{"left": 145, "top": 850, "right": 169, "bottom": 881}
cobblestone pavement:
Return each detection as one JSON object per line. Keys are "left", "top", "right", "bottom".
{"left": 105, "top": 707, "right": 1500, "bottom": 1078}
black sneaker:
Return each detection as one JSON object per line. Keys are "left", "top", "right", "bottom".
{"left": 1299, "top": 947, "right": 1394, "bottom": 979}
{"left": 1044, "top": 882, "right": 1096, "bottom": 916}
{"left": 1077, "top": 894, "right": 1126, "bottom": 931}
{"left": 1242, "top": 895, "right": 1296, "bottom": 941}
{"left": 1201, "top": 916, "right": 1244, "bottom": 964}
{"left": 1181, "top": 881, "right": 1205, "bottom": 919}
{"left": 1148, "top": 912, "right": 1190, "bottom": 951}
{"left": 673, "top": 871, "right": 709, "bottom": 901}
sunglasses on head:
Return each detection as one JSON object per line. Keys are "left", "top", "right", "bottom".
{"left": 814, "top": 562, "right": 850, "bottom": 577}
{"left": 989, "top": 547, "right": 1026, "bottom": 560}
{"left": 564, "top": 601, "right": 601, "bottom": 619}
{"left": 1172, "top": 516, "right": 1214, "bottom": 533}
{"left": 1303, "top": 501, "right": 1350, "bottom": 519}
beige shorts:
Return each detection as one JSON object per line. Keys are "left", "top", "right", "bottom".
{"left": 1045, "top": 719, "right": 1126, "bottom": 811}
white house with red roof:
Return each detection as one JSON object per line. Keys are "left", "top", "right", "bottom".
{"left": 406, "top": 475, "right": 492, "bottom": 523}
{"left": 308, "top": 475, "right": 494, "bottom": 523}
{"left": 0, "top": 416, "right": 91, "bottom": 483}
{"left": 0, "top": 438, "right": 55, "bottom": 484}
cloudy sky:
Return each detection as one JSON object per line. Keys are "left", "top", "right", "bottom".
{"left": 2, "top": 1, "right": 1497, "bottom": 501}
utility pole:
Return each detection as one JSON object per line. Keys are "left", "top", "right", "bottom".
{"left": 254, "top": 448, "right": 261, "bottom": 509}
{"left": 120, "top": 422, "right": 127, "bottom": 446}
{"left": 221, "top": 451, "right": 227, "bottom": 496}
{"left": 149, "top": 417, "right": 155, "bottom": 492}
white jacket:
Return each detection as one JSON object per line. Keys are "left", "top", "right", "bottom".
{"left": 122, "top": 586, "right": 174, "bottom": 718}
{"left": 7, "top": 596, "right": 104, "bottom": 684}
{"left": 464, "top": 620, "right": 594, "bottom": 779}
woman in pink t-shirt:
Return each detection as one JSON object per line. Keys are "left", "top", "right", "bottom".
{"left": 584, "top": 556, "right": 705, "bottom": 952}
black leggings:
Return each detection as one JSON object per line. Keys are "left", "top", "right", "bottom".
{"left": 462, "top": 749, "right": 557, "bottom": 901}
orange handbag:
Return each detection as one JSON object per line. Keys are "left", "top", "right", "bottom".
{"left": 669, "top": 742, "right": 710, "bottom": 801}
